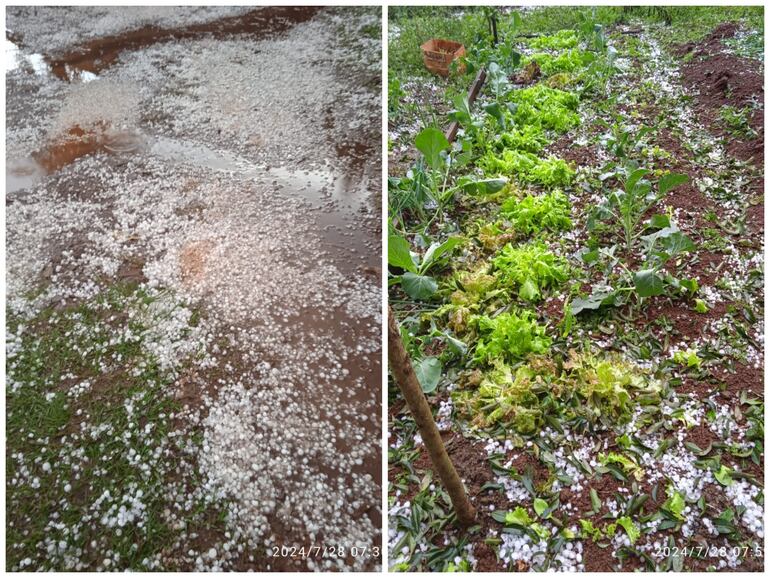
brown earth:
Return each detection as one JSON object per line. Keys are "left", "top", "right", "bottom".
{"left": 179, "top": 240, "right": 216, "bottom": 286}
{"left": 33, "top": 7, "right": 322, "bottom": 81}
{"left": 711, "top": 362, "right": 763, "bottom": 397}
{"left": 677, "top": 23, "right": 764, "bottom": 168}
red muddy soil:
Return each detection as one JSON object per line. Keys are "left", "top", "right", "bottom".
{"left": 677, "top": 23, "right": 764, "bottom": 169}
{"left": 30, "top": 6, "right": 322, "bottom": 81}
{"left": 712, "top": 362, "right": 764, "bottom": 397}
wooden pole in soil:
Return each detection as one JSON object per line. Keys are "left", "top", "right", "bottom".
{"left": 445, "top": 9, "right": 498, "bottom": 144}
{"left": 445, "top": 68, "right": 487, "bottom": 144}
{"left": 387, "top": 306, "right": 477, "bottom": 527}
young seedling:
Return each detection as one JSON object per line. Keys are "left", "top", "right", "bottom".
{"left": 387, "top": 231, "right": 464, "bottom": 300}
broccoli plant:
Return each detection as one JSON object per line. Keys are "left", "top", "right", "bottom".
{"left": 388, "top": 231, "right": 464, "bottom": 301}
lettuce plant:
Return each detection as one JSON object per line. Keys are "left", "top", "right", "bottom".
{"left": 492, "top": 242, "right": 568, "bottom": 301}
{"left": 473, "top": 311, "right": 551, "bottom": 363}
{"left": 525, "top": 49, "right": 595, "bottom": 76}
{"left": 507, "top": 85, "right": 580, "bottom": 132}
{"left": 455, "top": 350, "right": 662, "bottom": 435}
{"left": 500, "top": 191, "right": 572, "bottom": 236}
{"left": 481, "top": 149, "right": 574, "bottom": 187}
{"left": 465, "top": 361, "right": 545, "bottom": 434}
{"left": 565, "top": 351, "right": 661, "bottom": 425}
{"left": 495, "top": 124, "right": 549, "bottom": 154}
{"left": 528, "top": 29, "right": 579, "bottom": 50}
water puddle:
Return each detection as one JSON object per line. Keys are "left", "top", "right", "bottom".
{"left": 148, "top": 135, "right": 371, "bottom": 212}
{"left": 6, "top": 34, "right": 97, "bottom": 81}
{"left": 7, "top": 128, "right": 377, "bottom": 272}
{"left": 6, "top": 124, "right": 143, "bottom": 192}
{"left": 148, "top": 136, "right": 378, "bottom": 273}
{"left": 5, "top": 35, "right": 48, "bottom": 76}
{"left": 6, "top": 157, "right": 45, "bottom": 193}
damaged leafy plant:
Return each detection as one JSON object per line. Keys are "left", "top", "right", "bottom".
{"left": 572, "top": 219, "right": 699, "bottom": 314}
{"left": 453, "top": 351, "right": 661, "bottom": 435}
{"left": 388, "top": 231, "right": 464, "bottom": 301}
{"left": 492, "top": 242, "right": 569, "bottom": 302}
{"left": 590, "top": 166, "right": 689, "bottom": 253}
{"left": 389, "top": 128, "right": 508, "bottom": 230}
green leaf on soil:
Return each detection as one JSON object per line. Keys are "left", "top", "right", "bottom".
{"left": 658, "top": 172, "right": 689, "bottom": 196}
{"left": 617, "top": 516, "right": 641, "bottom": 544}
{"left": 457, "top": 176, "right": 508, "bottom": 195}
{"left": 633, "top": 269, "right": 665, "bottom": 297}
{"left": 415, "top": 127, "right": 449, "bottom": 171}
{"left": 388, "top": 233, "right": 417, "bottom": 273}
{"left": 714, "top": 464, "right": 734, "bottom": 486}
{"left": 401, "top": 273, "right": 438, "bottom": 301}
{"left": 663, "top": 490, "right": 686, "bottom": 520}
{"left": 590, "top": 488, "right": 601, "bottom": 513}
{"left": 414, "top": 357, "right": 442, "bottom": 393}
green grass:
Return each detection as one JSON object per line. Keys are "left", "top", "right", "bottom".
{"left": 662, "top": 6, "right": 763, "bottom": 43}
{"left": 724, "top": 29, "right": 764, "bottom": 61}
{"left": 388, "top": 8, "right": 485, "bottom": 80}
{"left": 389, "top": 6, "right": 764, "bottom": 80}
{"left": 6, "top": 283, "right": 221, "bottom": 571}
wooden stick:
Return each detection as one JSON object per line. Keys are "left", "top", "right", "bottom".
{"left": 445, "top": 68, "right": 487, "bottom": 144}
{"left": 387, "top": 306, "right": 477, "bottom": 527}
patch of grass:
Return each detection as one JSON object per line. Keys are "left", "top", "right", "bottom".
{"left": 663, "top": 6, "right": 764, "bottom": 44}
{"left": 723, "top": 29, "right": 764, "bottom": 61}
{"left": 6, "top": 283, "right": 219, "bottom": 571}
{"left": 515, "top": 6, "right": 624, "bottom": 36}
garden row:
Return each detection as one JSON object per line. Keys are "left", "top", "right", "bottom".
{"left": 388, "top": 7, "right": 763, "bottom": 572}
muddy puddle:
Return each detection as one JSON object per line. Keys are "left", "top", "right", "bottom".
{"left": 7, "top": 125, "right": 379, "bottom": 274}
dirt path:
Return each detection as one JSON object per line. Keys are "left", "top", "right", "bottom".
{"left": 6, "top": 6, "right": 381, "bottom": 571}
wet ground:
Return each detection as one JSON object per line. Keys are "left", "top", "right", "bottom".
{"left": 6, "top": 6, "right": 381, "bottom": 571}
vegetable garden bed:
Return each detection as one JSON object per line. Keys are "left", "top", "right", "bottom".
{"left": 388, "top": 6, "right": 764, "bottom": 572}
